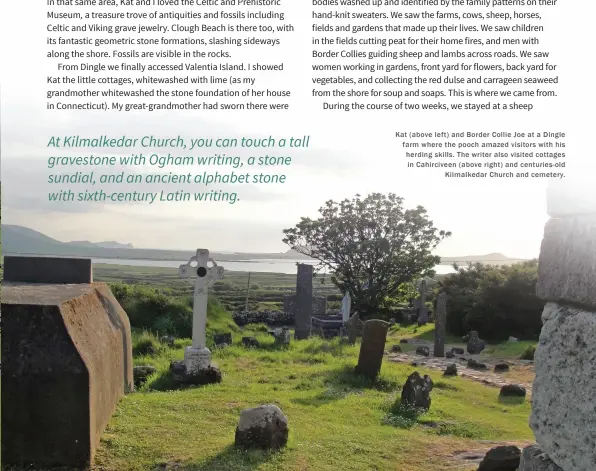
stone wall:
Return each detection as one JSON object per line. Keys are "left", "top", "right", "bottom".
{"left": 1, "top": 282, "right": 133, "bottom": 468}
{"left": 523, "top": 181, "right": 596, "bottom": 471}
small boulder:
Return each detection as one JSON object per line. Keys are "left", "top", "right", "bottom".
{"left": 169, "top": 361, "right": 222, "bottom": 386}
{"left": 401, "top": 371, "right": 433, "bottom": 411}
{"left": 399, "top": 339, "right": 409, "bottom": 344}
{"left": 499, "top": 384, "right": 526, "bottom": 398}
{"left": 468, "top": 359, "right": 487, "bottom": 370}
{"left": 133, "top": 365, "right": 157, "bottom": 387}
{"left": 494, "top": 363, "right": 510, "bottom": 373}
{"left": 508, "top": 336, "right": 519, "bottom": 343}
{"left": 242, "top": 336, "right": 260, "bottom": 348}
{"left": 444, "top": 364, "right": 458, "bottom": 376}
{"left": 477, "top": 445, "right": 521, "bottom": 471}
{"left": 467, "top": 331, "right": 486, "bottom": 354}
{"left": 445, "top": 350, "right": 455, "bottom": 359}
{"left": 461, "top": 335, "right": 470, "bottom": 342}
{"left": 451, "top": 347, "right": 465, "bottom": 355}
{"left": 234, "top": 404, "right": 289, "bottom": 450}
{"left": 416, "top": 346, "right": 430, "bottom": 356}
{"left": 391, "top": 344, "right": 402, "bottom": 353}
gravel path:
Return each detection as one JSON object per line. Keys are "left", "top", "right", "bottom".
{"left": 386, "top": 348, "right": 534, "bottom": 395}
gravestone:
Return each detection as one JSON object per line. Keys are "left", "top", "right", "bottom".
{"left": 354, "top": 319, "right": 390, "bottom": 379}
{"left": 434, "top": 293, "right": 447, "bottom": 357}
{"left": 401, "top": 371, "right": 433, "bottom": 411}
{"left": 345, "top": 312, "right": 364, "bottom": 345}
{"left": 176, "top": 249, "right": 225, "bottom": 376}
{"left": 467, "top": 331, "right": 486, "bottom": 354}
{"left": 294, "top": 264, "right": 314, "bottom": 339}
{"left": 2, "top": 258, "right": 133, "bottom": 468}
{"left": 274, "top": 327, "right": 291, "bottom": 346}
{"left": 417, "top": 279, "right": 429, "bottom": 325}
{"left": 341, "top": 292, "right": 351, "bottom": 323}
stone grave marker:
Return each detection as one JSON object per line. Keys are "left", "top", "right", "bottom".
{"left": 1, "top": 257, "right": 133, "bottom": 468}
{"left": 294, "top": 263, "right": 313, "bottom": 339}
{"left": 355, "top": 319, "right": 390, "bottom": 379}
{"left": 434, "top": 292, "right": 447, "bottom": 357}
{"left": 177, "top": 249, "right": 224, "bottom": 374}
{"left": 341, "top": 291, "right": 351, "bottom": 323}
{"left": 345, "top": 312, "right": 364, "bottom": 345}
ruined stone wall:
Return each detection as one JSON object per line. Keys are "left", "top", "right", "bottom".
{"left": 524, "top": 182, "right": 596, "bottom": 471}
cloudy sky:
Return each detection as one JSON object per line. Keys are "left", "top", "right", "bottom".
{"left": 1, "top": 1, "right": 593, "bottom": 258}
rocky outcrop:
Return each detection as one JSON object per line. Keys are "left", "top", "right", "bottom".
{"left": 519, "top": 444, "right": 564, "bottom": 471}
{"left": 528, "top": 180, "right": 596, "bottom": 471}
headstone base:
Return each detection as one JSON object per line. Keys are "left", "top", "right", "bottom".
{"left": 170, "top": 360, "right": 222, "bottom": 387}
{"left": 184, "top": 347, "right": 211, "bottom": 373}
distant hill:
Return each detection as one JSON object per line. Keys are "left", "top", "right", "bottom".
{"left": 1, "top": 224, "right": 528, "bottom": 265}
{"left": 69, "top": 240, "right": 134, "bottom": 249}
{"left": 1, "top": 224, "right": 313, "bottom": 261}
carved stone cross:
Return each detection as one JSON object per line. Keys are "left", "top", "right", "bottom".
{"left": 179, "top": 249, "right": 224, "bottom": 372}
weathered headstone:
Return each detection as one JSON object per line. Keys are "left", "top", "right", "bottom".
{"left": 434, "top": 292, "right": 447, "bottom": 357}
{"left": 345, "top": 312, "right": 364, "bottom": 345}
{"left": 274, "top": 327, "right": 291, "bottom": 346}
{"left": 401, "top": 371, "right": 433, "bottom": 411}
{"left": 2, "top": 261, "right": 133, "bottom": 468}
{"left": 354, "top": 319, "right": 390, "bottom": 379}
{"left": 177, "top": 249, "right": 224, "bottom": 376}
{"left": 294, "top": 264, "right": 313, "bottom": 339}
{"left": 467, "top": 331, "right": 486, "bottom": 354}
{"left": 417, "top": 279, "right": 429, "bottom": 325}
{"left": 341, "top": 292, "right": 351, "bottom": 323}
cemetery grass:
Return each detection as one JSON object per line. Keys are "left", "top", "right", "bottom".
{"left": 94, "top": 331, "right": 534, "bottom": 471}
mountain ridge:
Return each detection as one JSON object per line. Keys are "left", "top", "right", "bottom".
{"left": 1, "top": 224, "right": 528, "bottom": 264}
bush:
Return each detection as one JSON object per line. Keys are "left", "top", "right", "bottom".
{"left": 132, "top": 331, "right": 165, "bottom": 357}
{"left": 110, "top": 282, "right": 236, "bottom": 340}
{"left": 439, "top": 260, "right": 544, "bottom": 341}
{"left": 520, "top": 344, "right": 536, "bottom": 360}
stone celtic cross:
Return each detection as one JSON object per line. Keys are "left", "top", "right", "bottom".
{"left": 179, "top": 249, "right": 225, "bottom": 372}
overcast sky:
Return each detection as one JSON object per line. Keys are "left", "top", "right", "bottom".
{"left": 1, "top": 1, "right": 593, "bottom": 258}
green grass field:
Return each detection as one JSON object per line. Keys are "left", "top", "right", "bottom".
{"left": 93, "top": 264, "right": 342, "bottom": 312}
{"left": 95, "top": 329, "right": 533, "bottom": 471}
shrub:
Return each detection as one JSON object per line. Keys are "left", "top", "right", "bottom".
{"left": 439, "top": 260, "right": 544, "bottom": 341}
{"left": 110, "top": 282, "right": 236, "bottom": 339}
{"left": 520, "top": 344, "right": 536, "bottom": 360}
{"left": 132, "top": 331, "right": 165, "bottom": 357}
